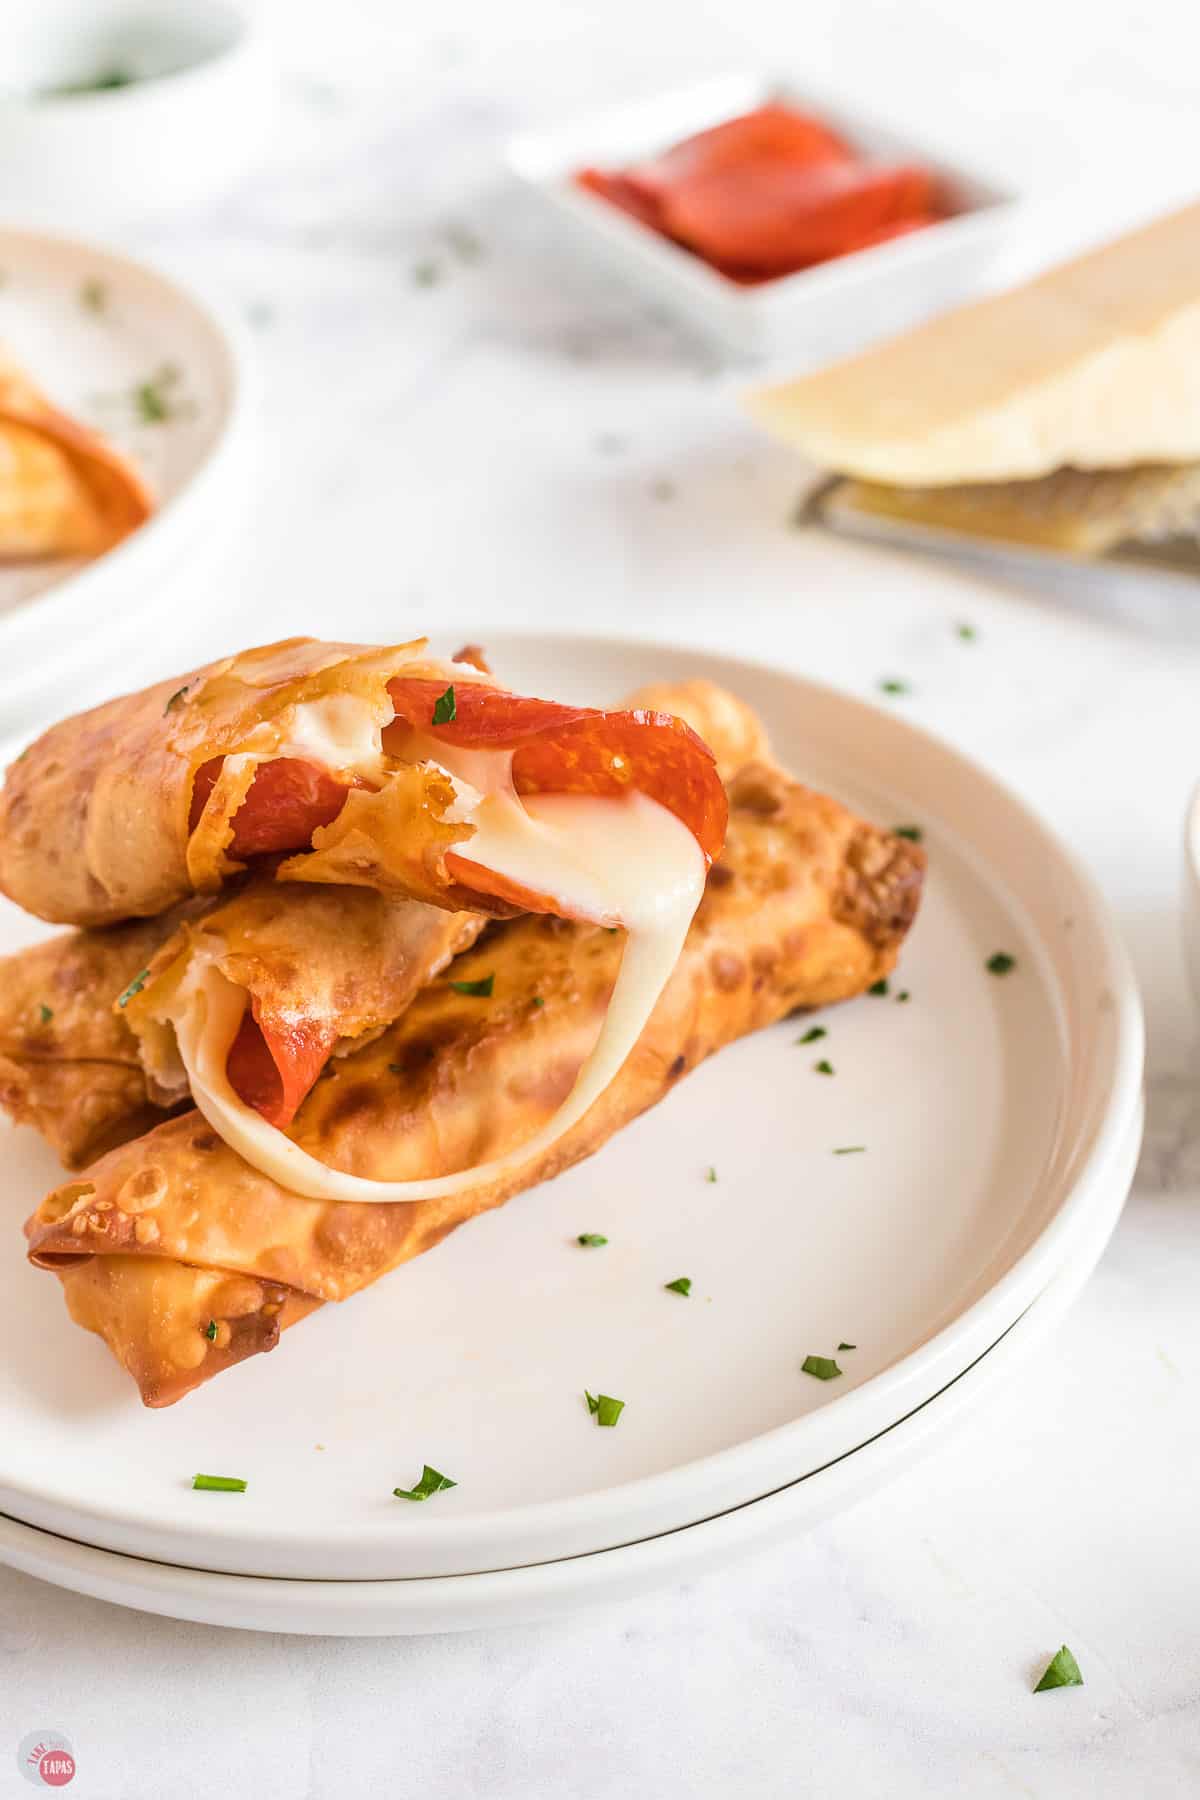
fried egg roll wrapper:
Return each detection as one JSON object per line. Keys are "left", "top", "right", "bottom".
{"left": 0, "top": 636, "right": 724, "bottom": 928}
{"left": 0, "top": 911, "right": 187, "bottom": 1167}
{"left": 0, "top": 346, "right": 154, "bottom": 561}
{"left": 0, "top": 683, "right": 754, "bottom": 1157}
{"left": 27, "top": 763, "right": 925, "bottom": 1405}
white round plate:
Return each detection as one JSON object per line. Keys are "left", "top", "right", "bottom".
{"left": 0, "top": 226, "right": 253, "bottom": 725}
{"left": 0, "top": 1106, "right": 1140, "bottom": 1636}
{"left": 0, "top": 634, "right": 1143, "bottom": 1580}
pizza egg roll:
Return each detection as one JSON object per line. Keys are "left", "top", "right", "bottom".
{"left": 25, "top": 760, "right": 925, "bottom": 1405}
{"left": 0, "top": 344, "right": 153, "bottom": 561}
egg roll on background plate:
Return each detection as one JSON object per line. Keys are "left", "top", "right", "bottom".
{"left": 0, "top": 344, "right": 153, "bottom": 561}
{"left": 0, "top": 635, "right": 725, "bottom": 929}
{"left": 24, "top": 760, "right": 925, "bottom": 1406}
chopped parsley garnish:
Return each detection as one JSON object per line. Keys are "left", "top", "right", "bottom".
{"left": 432, "top": 684, "right": 456, "bottom": 725}
{"left": 116, "top": 968, "right": 149, "bottom": 1009}
{"left": 893, "top": 825, "right": 923, "bottom": 842}
{"left": 163, "top": 684, "right": 189, "bottom": 714}
{"left": 801, "top": 1355, "right": 842, "bottom": 1380}
{"left": 833, "top": 1146, "right": 865, "bottom": 1156}
{"left": 192, "top": 1473, "right": 246, "bottom": 1492}
{"left": 1034, "top": 1645, "right": 1083, "bottom": 1692}
{"left": 879, "top": 678, "right": 910, "bottom": 696}
{"left": 837, "top": 1341, "right": 856, "bottom": 1351}
{"left": 585, "top": 1391, "right": 625, "bottom": 1427}
{"left": 133, "top": 363, "right": 182, "bottom": 424}
{"left": 705, "top": 1166, "right": 717, "bottom": 1183}
{"left": 531, "top": 995, "right": 544, "bottom": 1008}
{"left": 577, "top": 1233, "right": 607, "bottom": 1247}
{"left": 451, "top": 974, "right": 493, "bottom": 997}
{"left": 797, "top": 1025, "right": 827, "bottom": 1044}
{"left": 868, "top": 978, "right": 889, "bottom": 996}
{"left": 896, "top": 990, "right": 911, "bottom": 1003}
{"left": 393, "top": 1464, "right": 457, "bottom": 1502}
{"left": 205, "top": 1319, "right": 218, "bottom": 1341}
{"left": 48, "top": 67, "right": 135, "bottom": 96}
{"left": 412, "top": 260, "right": 441, "bottom": 287}
{"left": 987, "top": 952, "right": 1016, "bottom": 976}
{"left": 80, "top": 278, "right": 107, "bottom": 313}
{"left": 37, "top": 1003, "right": 53, "bottom": 1024}
{"left": 664, "top": 1277, "right": 692, "bottom": 1296}
{"left": 956, "top": 622, "right": 977, "bottom": 641}
{"left": 814, "top": 1059, "right": 834, "bottom": 1075}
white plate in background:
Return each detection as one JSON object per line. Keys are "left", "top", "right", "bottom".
{"left": 0, "top": 226, "right": 254, "bottom": 728}
{"left": 0, "top": 634, "right": 1143, "bottom": 1581}
{"left": 0, "top": 1107, "right": 1140, "bottom": 1635}
{"left": 508, "top": 72, "right": 1018, "bottom": 361}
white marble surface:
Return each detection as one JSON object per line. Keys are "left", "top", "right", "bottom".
{"left": 4, "top": 1, "right": 1200, "bottom": 1794}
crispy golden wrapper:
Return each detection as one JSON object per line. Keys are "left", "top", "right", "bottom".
{"left": 0, "top": 912, "right": 185, "bottom": 1167}
{"left": 0, "top": 346, "right": 153, "bottom": 561}
{"left": 26, "top": 762, "right": 925, "bottom": 1405}
{"left": 0, "top": 636, "right": 490, "bottom": 926}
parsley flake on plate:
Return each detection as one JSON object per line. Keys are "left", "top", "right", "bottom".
{"left": 577, "top": 1233, "right": 607, "bottom": 1247}
{"left": 431, "top": 684, "right": 456, "bottom": 724}
{"left": 705, "top": 1166, "right": 717, "bottom": 1183}
{"left": 664, "top": 1277, "right": 692, "bottom": 1296}
{"left": 833, "top": 1146, "right": 865, "bottom": 1156}
{"left": 956, "top": 622, "right": 977, "bottom": 641}
{"left": 893, "top": 825, "right": 923, "bottom": 842}
{"left": 393, "top": 1464, "right": 457, "bottom": 1502}
{"left": 797, "top": 1025, "right": 826, "bottom": 1045}
{"left": 192, "top": 1473, "right": 246, "bottom": 1493}
{"left": 814, "top": 1059, "right": 834, "bottom": 1075}
{"left": 987, "top": 952, "right": 1016, "bottom": 976}
{"left": 801, "top": 1355, "right": 842, "bottom": 1381}
{"left": 1034, "top": 1645, "right": 1083, "bottom": 1692}
{"left": 868, "top": 978, "right": 889, "bottom": 996}
{"left": 451, "top": 974, "right": 493, "bottom": 998}
{"left": 837, "top": 1341, "right": 856, "bottom": 1351}
{"left": 585, "top": 1391, "right": 625, "bottom": 1427}
{"left": 879, "top": 678, "right": 910, "bottom": 696}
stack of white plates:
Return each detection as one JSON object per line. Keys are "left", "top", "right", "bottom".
{"left": 0, "top": 636, "right": 1144, "bottom": 1634}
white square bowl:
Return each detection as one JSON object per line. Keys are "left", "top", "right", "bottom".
{"left": 507, "top": 71, "right": 1018, "bottom": 364}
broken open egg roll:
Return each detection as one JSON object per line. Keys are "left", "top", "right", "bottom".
{"left": 0, "top": 344, "right": 153, "bottom": 561}
{"left": 0, "top": 636, "right": 729, "bottom": 1201}
{"left": 0, "top": 881, "right": 485, "bottom": 1161}
{"left": 26, "top": 761, "right": 925, "bottom": 1405}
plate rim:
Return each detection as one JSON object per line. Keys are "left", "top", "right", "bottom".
{"left": 0, "top": 630, "right": 1145, "bottom": 1574}
{"left": 0, "top": 223, "right": 256, "bottom": 690}
{"left": 0, "top": 1108, "right": 1138, "bottom": 1634}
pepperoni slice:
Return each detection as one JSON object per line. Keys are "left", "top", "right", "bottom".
{"left": 662, "top": 161, "right": 936, "bottom": 273}
{"left": 189, "top": 756, "right": 354, "bottom": 854}
{"left": 386, "top": 679, "right": 727, "bottom": 864}
{"left": 225, "top": 1002, "right": 340, "bottom": 1128}
{"left": 629, "top": 104, "right": 851, "bottom": 201}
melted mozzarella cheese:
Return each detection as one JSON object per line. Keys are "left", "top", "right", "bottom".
{"left": 171, "top": 789, "right": 705, "bottom": 1203}
{"left": 275, "top": 694, "right": 386, "bottom": 778}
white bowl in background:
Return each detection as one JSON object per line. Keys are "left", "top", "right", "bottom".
{"left": 508, "top": 71, "right": 1018, "bottom": 364}
{"left": 1184, "top": 784, "right": 1200, "bottom": 1005}
{"left": 0, "top": 0, "right": 271, "bottom": 232}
